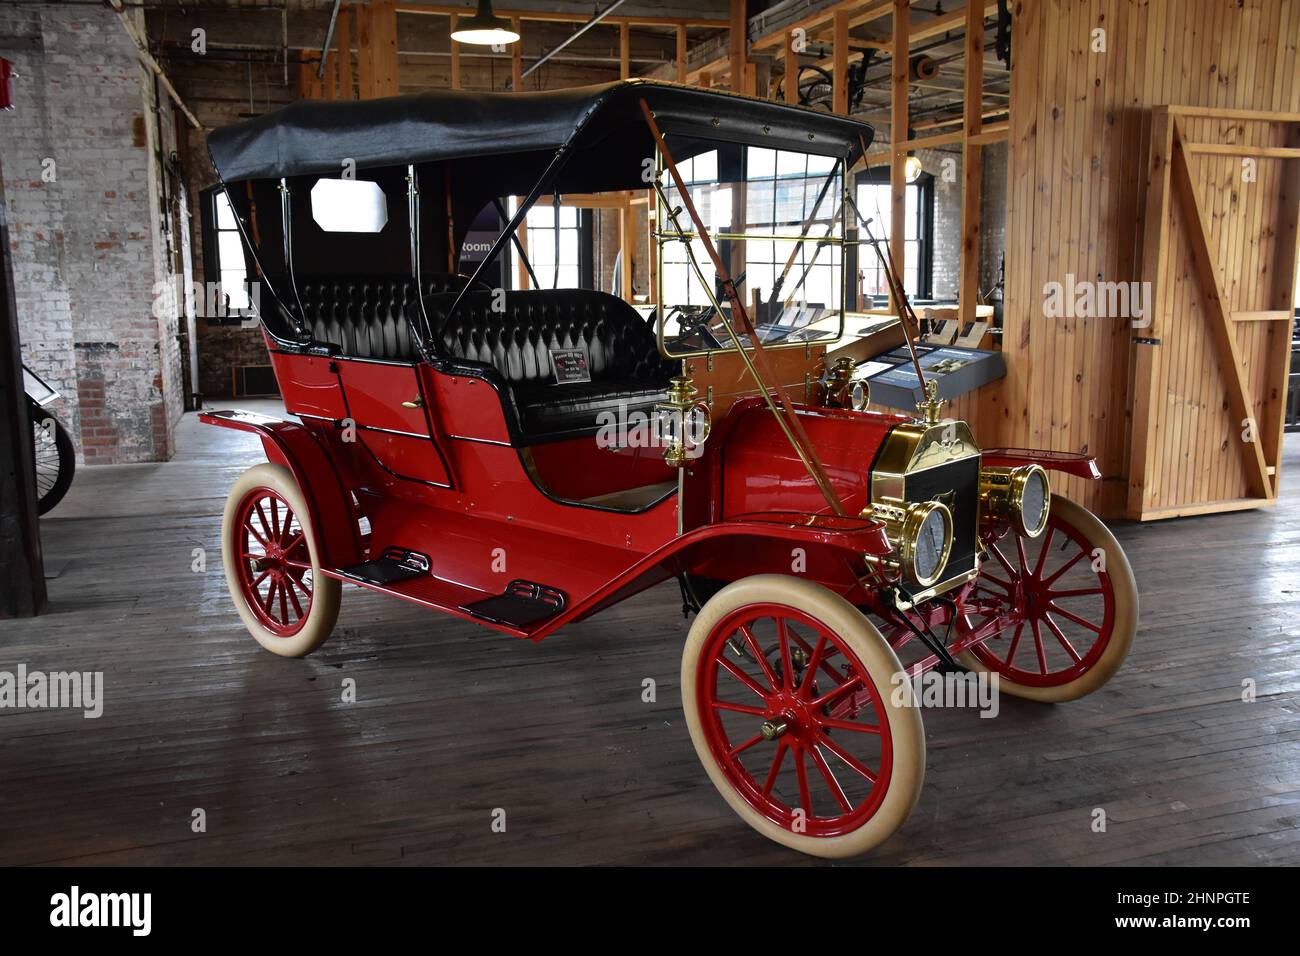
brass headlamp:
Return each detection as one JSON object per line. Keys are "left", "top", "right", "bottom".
{"left": 867, "top": 496, "right": 954, "bottom": 588}
{"left": 979, "top": 463, "right": 1051, "bottom": 538}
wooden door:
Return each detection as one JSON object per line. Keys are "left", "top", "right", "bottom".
{"left": 1127, "top": 106, "right": 1300, "bottom": 520}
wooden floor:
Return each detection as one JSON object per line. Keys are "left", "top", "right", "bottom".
{"left": 2, "top": 400, "right": 1298, "bottom": 866}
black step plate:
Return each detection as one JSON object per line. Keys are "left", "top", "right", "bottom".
{"left": 461, "top": 579, "right": 567, "bottom": 628}
{"left": 338, "top": 547, "right": 430, "bottom": 586}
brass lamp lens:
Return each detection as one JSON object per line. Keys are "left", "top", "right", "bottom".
{"left": 979, "top": 463, "right": 1051, "bottom": 539}
{"left": 901, "top": 500, "right": 953, "bottom": 588}
{"left": 914, "top": 507, "right": 949, "bottom": 583}
{"left": 1016, "top": 465, "right": 1050, "bottom": 538}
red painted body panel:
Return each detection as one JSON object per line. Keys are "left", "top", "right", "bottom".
{"left": 271, "top": 349, "right": 456, "bottom": 490}
{"left": 417, "top": 438, "right": 677, "bottom": 549}
{"left": 313, "top": 511, "right": 891, "bottom": 643}
{"left": 426, "top": 373, "right": 512, "bottom": 443}
{"left": 527, "top": 437, "right": 675, "bottom": 501}
{"left": 357, "top": 430, "right": 452, "bottom": 487}
{"left": 269, "top": 350, "right": 347, "bottom": 420}
{"left": 335, "top": 360, "right": 430, "bottom": 435}
{"left": 716, "top": 398, "right": 905, "bottom": 520}
{"left": 528, "top": 512, "right": 890, "bottom": 640}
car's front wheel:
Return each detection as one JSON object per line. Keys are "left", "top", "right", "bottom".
{"left": 221, "top": 463, "right": 340, "bottom": 657}
{"left": 682, "top": 574, "right": 925, "bottom": 858}
{"left": 957, "top": 496, "right": 1137, "bottom": 702}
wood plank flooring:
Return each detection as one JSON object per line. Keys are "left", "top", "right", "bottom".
{"left": 1, "top": 399, "right": 1297, "bottom": 866}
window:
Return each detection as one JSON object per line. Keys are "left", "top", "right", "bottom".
{"left": 742, "top": 147, "right": 842, "bottom": 310}
{"left": 660, "top": 150, "right": 721, "bottom": 307}
{"left": 209, "top": 191, "right": 251, "bottom": 311}
{"left": 522, "top": 202, "right": 580, "bottom": 289}
{"left": 659, "top": 148, "right": 843, "bottom": 310}
{"left": 855, "top": 171, "right": 933, "bottom": 301}
{"left": 505, "top": 198, "right": 592, "bottom": 290}
{"left": 309, "top": 178, "right": 388, "bottom": 233}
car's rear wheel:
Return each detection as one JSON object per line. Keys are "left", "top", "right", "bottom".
{"left": 221, "top": 463, "right": 340, "bottom": 657}
{"left": 957, "top": 496, "right": 1137, "bottom": 702}
{"left": 682, "top": 574, "right": 925, "bottom": 858}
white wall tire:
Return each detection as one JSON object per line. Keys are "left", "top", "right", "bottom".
{"left": 221, "top": 463, "right": 341, "bottom": 658}
{"left": 958, "top": 496, "right": 1137, "bottom": 702}
{"left": 682, "top": 574, "right": 925, "bottom": 859}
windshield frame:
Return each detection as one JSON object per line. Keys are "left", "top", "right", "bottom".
{"left": 652, "top": 137, "right": 850, "bottom": 361}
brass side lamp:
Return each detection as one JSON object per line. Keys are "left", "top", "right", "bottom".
{"left": 655, "top": 374, "right": 712, "bottom": 468}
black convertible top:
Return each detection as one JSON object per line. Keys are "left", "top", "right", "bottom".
{"left": 207, "top": 79, "right": 874, "bottom": 183}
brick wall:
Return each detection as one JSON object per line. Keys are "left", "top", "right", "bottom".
{"left": 921, "top": 148, "right": 963, "bottom": 300}
{"left": 915, "top": 145, "right": 1009, "bottom": 304}
{"left": 978, "top": 141, "right": 1009, "bottom": 300}
{"left": 0, "top": 4, "right": 185, "bottom": 463}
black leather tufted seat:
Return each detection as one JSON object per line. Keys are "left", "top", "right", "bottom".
{"left": 298, "top": 275, "right": 470, "bottom": 360}
{"left": 422, "top": 289, "right": 676, "bottom": 441}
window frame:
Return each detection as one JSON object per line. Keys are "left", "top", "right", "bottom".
{"left": 852, "top": 165, "right": 935, "bottom": 304}
{"left": 200, "top": 186, "right": 254, "bottom": 327}
{"left": 504, "top": 198, "right": 595, "bottom": 292}
{"left": 654, "top": 142, "right": 850, "bottom": 356}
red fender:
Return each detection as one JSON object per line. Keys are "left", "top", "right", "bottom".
{"left": 200, "top": 409, "right": 362, "bottom": 568}
{"left": 981, "top": 447, "right": 1102, "bottom": 481}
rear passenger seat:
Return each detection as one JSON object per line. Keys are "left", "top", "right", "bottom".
{"left": 293, "top": 278, "right": 676, "bottom": 445}
{"left": 298, "top": 275, "right": 470, "bottom": 360}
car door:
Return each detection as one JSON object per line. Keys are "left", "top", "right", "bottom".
{"left": 334, "top": 357, "right": 453, "bottom": 488}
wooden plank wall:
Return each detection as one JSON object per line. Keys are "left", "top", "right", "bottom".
{"left": 981, "top": 0, "right": 1300, "bottom": 518}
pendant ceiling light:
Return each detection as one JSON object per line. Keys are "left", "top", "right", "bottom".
{"left": 451, "top": 0, "right": 520, "bottom": 46}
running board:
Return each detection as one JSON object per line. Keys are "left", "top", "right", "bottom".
{"left": 320, "top": 565, "right": 561, "bottom": 640}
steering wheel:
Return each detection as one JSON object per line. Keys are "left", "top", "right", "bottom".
{"left": 666, "top": 304, "right": 723, "bottom": 350}
{"left": 663, "top": 272, "right": 749, "bottom": 351}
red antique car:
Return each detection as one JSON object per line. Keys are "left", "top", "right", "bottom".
{"left": 202, "top": 80, "right": 1137, "bottom": 858}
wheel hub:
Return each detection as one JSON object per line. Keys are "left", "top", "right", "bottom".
{"left": 760, "top": 694, "right": 821, "bottom": 746}
{"left": 252, "top": 547, "right": 285, "bottom": 573}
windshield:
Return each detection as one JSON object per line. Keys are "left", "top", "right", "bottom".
{"left": 654, "top": 137, "right": 847, "bottom": 357}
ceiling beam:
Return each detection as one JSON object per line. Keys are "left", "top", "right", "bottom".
{"left": 394, "top": 4, "right": 726, "bottom": 28}
{"left": 708, "top": 0, "right": 998, "bottom": 81}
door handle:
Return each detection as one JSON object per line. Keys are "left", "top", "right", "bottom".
{"left": 401, "top": 396, "right": 423, "bottom": 409}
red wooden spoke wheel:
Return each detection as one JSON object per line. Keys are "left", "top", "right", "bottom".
{"left": 233, "top": 488, "right": 315, "bottom": 637}
{"left": 958, "top": 496, "right": 1137, "bottom": 702}
{"left": 699, "top": 604, "right": 892, "bottom": 837}
{"left": 683, "top": 575, "right": 924, "bottom": 858}
{"left": 221, "top": 464, "right": 341, "bottom": 657}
